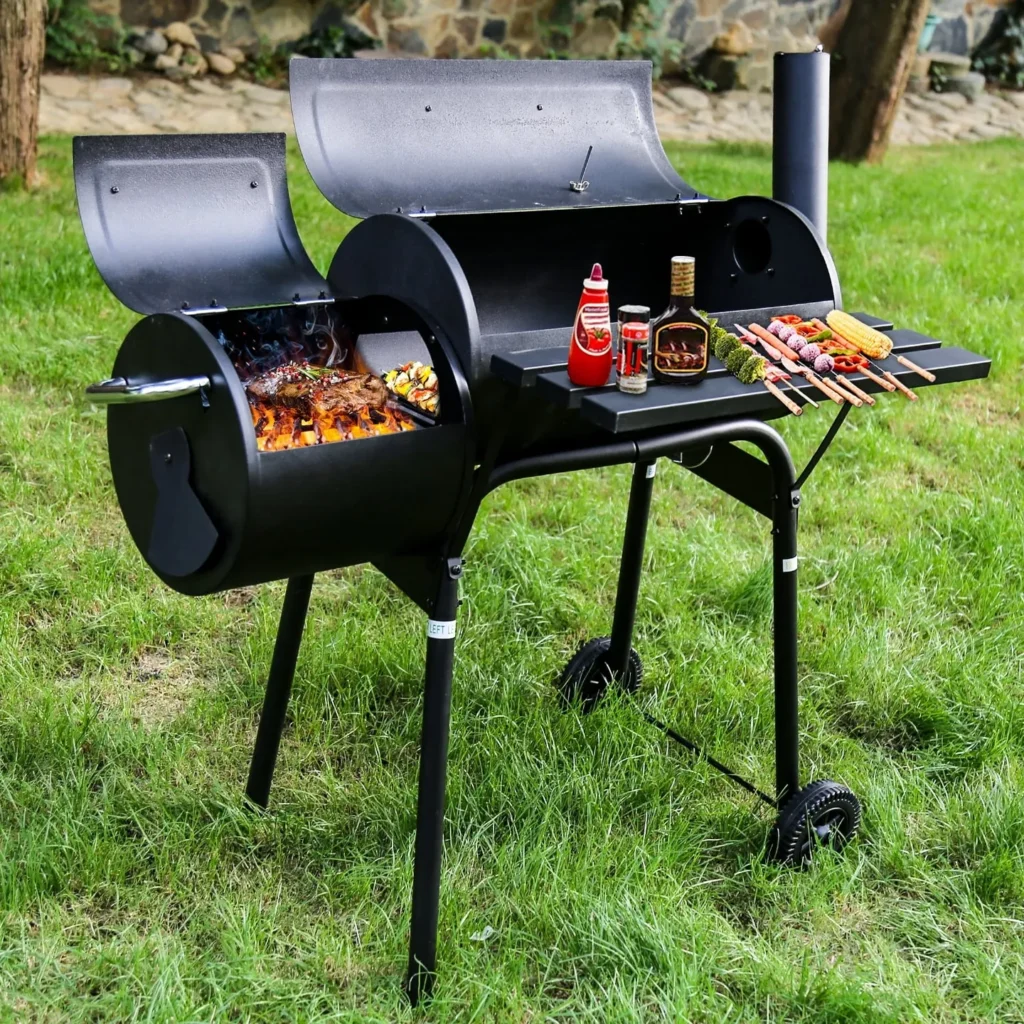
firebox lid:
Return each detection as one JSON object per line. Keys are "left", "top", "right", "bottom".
{"left": 73, "top": 133, "right": 329, "bottom": 315}
{"left": 290, "top": 58, "right": 698, "bottom": 219}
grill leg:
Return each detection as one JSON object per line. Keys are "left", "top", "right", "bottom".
{"left": 406, "top": 557, "right": 462, "bottom": 1006}
{"left": 244, "top": 574, "right": 314, "bottom": 809}
{"left": 773, "top": 493, "right": 800, "bottom": 804}
{"left": 608, "top": 461, "right": 656, "bottom": 677}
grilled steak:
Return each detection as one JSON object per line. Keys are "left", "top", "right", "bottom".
{"left": 312, "top": 374, "right": 388, "bottom": 417}
{"left": 246, "top": 363, "right": 389, "bottom": 420}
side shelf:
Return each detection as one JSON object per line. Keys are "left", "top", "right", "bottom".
{"left": 490, "top": 321, "right": 990, "bottom": 437}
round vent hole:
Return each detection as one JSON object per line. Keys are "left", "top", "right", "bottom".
{"left": 733, "top": 218, "right": 773, "bottom": 275}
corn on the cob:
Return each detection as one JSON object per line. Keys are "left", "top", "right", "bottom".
{"left": 825, "top": 310, "right": 893, "bottom": 359}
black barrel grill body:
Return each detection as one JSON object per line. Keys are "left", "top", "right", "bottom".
{"left": 75, "top": 133, "right": 474, "bottom": 595}
{"left": 75, "top": 57, "right": 990, "bottom": 1005}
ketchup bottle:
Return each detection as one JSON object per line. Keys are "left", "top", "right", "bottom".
{"left": 567, "top": 263, "right": 613, "bottom": 387}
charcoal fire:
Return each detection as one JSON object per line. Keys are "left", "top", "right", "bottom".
{"left": 205, "top": 305, "right": 418, "bottom": 451}
{"left": 246, "top": 363, "right": 416, "bottom": 451}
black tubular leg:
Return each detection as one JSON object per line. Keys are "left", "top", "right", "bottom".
{"left": 406, "top": 557, "right": 462, "bottom": 1006}
{"left": 244, "top": 574, "right": 314, "bottom": 808}
{"left": 773, "top": 491, "right": 801, "bottom": 804}
{"left": 609, "top": 460, "right": 656, "bottom": 677}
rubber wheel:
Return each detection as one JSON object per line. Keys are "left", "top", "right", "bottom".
{"left": 767, "top": 780, "right": 862, "bottom": 867}
{"left": 556, "top": 636, "right": 642, "bottom": 714}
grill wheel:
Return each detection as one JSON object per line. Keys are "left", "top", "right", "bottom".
{"left": 556, "top": 636, "right": 643, "bottom": 714}
{"left": 767, "top": 779, "right": 862, "bottom": 867}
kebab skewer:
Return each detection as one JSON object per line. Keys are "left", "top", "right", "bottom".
{"left": 766, "top": 319, "right": 898, "bottom": 400}
{"left": 764, "top": 322, "right": 871, "bottom": 406}
{"left": 736, "top": 326, "right": 820, "bottom": 408}
{"left": 743, "top": 324, "right": 847, "bottom": 405}
{"left": 825, "top": 311, "right": 935, "bottom": 384}
{"left": 712, "top": 328, "right": 802, "bottom": 415}
{"left": 813, "top": 316, "right": 921, "bottom": 400}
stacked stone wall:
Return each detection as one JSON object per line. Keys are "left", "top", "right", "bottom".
{"left": 90, "top": 0, "right": 1013, "bottom": 87}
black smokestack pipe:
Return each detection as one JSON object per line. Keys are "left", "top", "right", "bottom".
{"left": 773, "top": 47, "right": 830, "bottom": 244}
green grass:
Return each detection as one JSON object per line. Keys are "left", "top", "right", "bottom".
{"left": 0, "top": 136, "right": 1022, "bottom": 1022}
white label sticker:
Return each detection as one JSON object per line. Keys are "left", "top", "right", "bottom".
{"left": 427, "top": 619, "right": 457, "bottom": 640}
{"left": 645, "top": 463, "right": 657, "bottom": 478}
{"left": 782, "top": 557, "right": 798, "bottom": 573}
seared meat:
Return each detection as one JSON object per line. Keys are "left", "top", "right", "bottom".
{"left": 311, "top": 374, "right": 388, "bottom": 417}
{"left": 245, "top": 363, "right": 388, "bottom": 418}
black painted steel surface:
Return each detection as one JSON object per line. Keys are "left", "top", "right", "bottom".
{"left": 773, "top": 50, "right": 830, "bottom": 243}
{"left": 106, "top": 310, "right": 473, "bottom": 594}
{"left": 74, "top": 133, "right": 328, "bottom": 315}
{"left": 290, "top": 58, "right": 696, "bottom": 218}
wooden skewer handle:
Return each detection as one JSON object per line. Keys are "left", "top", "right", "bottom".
{"left": 884, "top": 371, "right": 918, "bottom": 400}
{"left": 833, "top": 374, "right": 875, "bottom": 405}
{"left": 764, "top": 379, "right": 802, "bottom": 415}
{"left": 806, "top": 371, "right": 846, "bottom": 405}
{"left": 827, "top": 377, "right": 863, "bottom": 407}
{"left": 896, "top": 355, "right": 936, "bottom": 382}
{"left": 858, "top": 366, "right": 896, "bottom": 392}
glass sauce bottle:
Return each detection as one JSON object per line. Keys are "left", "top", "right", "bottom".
{"left": 650, "top": 256, "right": 710, "bottom": 385}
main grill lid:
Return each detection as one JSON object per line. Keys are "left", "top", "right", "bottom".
{"left": 290, "top": 58, "right": 696, "bottom": 218}
{"left": 73, "top": 133, "right": 328, "bottom": 315}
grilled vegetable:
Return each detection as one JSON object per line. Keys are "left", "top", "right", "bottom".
{"left": 714, "top": 330, "right": 740, "bottom": 362}
{"left": 383, "top": 361, "right": 440, "bottom": 415}
{"left": 736, "top": 353, "right": 767, "bottom": 384}
{"left": 825, "top": 310, "right": 894, "bottom": 359}
{"left": 725, "top": 346, "right": 755, "bottom": 374}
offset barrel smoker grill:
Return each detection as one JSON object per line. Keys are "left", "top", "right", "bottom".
{"left": 78, "top": 57, "right": 990, "bottom": 1003}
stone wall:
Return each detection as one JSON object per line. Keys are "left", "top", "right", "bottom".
{"left": 91, "top": 0, "right": 1012, "bottom": 83}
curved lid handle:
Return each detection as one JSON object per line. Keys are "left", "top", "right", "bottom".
{"left": 74, "top": 132, "right": 328, "bottom": 315}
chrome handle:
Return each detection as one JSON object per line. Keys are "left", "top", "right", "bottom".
{"left": 85, "top": 375, "right": 211, "bottom": 405}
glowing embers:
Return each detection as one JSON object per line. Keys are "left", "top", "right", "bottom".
{"left": 246, "top": 363, "right": 416, "bottom": 451}
{"left": 206, "top": 305, "right": 419, "bottom": 452}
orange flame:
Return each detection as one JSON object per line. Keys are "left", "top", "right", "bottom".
{"left": 250, "top": 397, "right": 415, "bottom": 452}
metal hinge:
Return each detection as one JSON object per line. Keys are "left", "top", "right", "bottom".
{"left": 180, "top": 303, "right": 228, "bottom": 317}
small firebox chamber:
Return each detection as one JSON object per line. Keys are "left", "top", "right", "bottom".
{"left": 76, "top": 133, "right": 472, "bottom": 595}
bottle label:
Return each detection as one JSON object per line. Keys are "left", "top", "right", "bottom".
{"left": 573, "top": 302, "right": 612, "bottom": 357}
{"left": 653, "top": 322, "right": 709, "bottom": 375}
{"left": 616, "top": 321, "right": 649, "bottom": 392}
{"left": 671, "top": 258, "right": 696, "bottom": 298}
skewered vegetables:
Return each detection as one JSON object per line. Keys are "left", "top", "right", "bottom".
{"left": 383, "top": 361, "right": 440, "bottom": 415}
{"left": 825, "top": 310, "right": 894, "bottom": 359}
{"left": 725, "top": 346, "right": 755, "bottom": 374}
{"left": 737, "top": 352, "right": 767, "bottom": 384}
{"left": 714, "top": 331, "right": 740, "bottom": 362}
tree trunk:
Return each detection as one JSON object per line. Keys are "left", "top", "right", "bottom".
{"left": 829, "top": 0, "right": 931, "bottom": 163}
{"left": 0, "top": 0, "right": 47, "bottom": 187}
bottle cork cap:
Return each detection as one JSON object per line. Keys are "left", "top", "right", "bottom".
{"left": 670, "top": 256, "right": 696, "bottom": 296}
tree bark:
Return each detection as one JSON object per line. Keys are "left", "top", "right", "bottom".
{"left": 0, "top": 0, "right": 47, "bottom": 187}
{"left": 829, "top": 0, "right": 931, "bottom": 163}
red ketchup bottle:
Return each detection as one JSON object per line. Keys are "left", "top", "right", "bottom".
{"left": 567, "top": 263, "right": 613, "bottom": 387}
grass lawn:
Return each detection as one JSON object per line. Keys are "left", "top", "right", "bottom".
{"left": 0, "top": 136, "right": 1022, "bottom": 1023}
